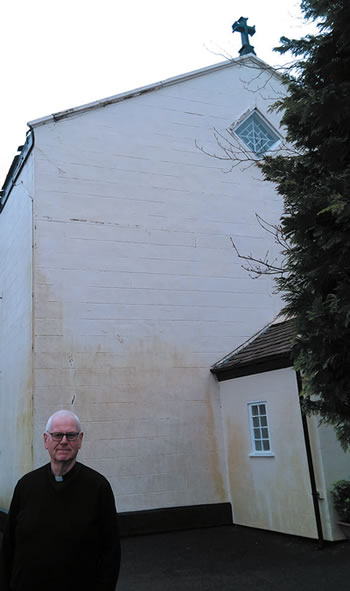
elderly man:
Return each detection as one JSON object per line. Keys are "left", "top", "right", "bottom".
{"left": 1, "top": 410, "right": 121, "bottom": 591}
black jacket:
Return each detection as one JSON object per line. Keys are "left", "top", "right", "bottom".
{"left": 1, "top": 462, "right": 120, "bottom": 591}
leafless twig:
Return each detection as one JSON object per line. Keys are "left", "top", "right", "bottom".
{"left": 230, "top": 214, "right": 289, "bottom": 279}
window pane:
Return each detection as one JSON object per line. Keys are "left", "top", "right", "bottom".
{"left": 235, "top": 112, "right": 280, "bottom": 155}
{"left": 249, "top": 401, "right": 272, "bottom": 454}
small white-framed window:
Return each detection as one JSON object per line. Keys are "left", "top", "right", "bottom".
{"left": 234, "top": 110, "right": 280, "bottom": 155}
{"left": 248, "top": 401, "right": 273, "bottom": 456}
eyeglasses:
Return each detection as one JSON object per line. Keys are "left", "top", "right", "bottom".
{"left": 49, "top": 432, "right": 80, "bottom": 441}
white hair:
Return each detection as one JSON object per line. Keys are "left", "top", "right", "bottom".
{"left": 45, "top": 410, "right": 81, "bottom": 433}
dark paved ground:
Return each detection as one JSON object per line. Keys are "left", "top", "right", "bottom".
{"left": 118, "top": 525, "right": 350, "bottom": 591}
{"left": 1, "top": 523, "right": 350, "bottom": 589}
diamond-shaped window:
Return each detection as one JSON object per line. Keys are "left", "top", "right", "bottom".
{"left": 234, "top": 111, "right": 280, "bottom": 155}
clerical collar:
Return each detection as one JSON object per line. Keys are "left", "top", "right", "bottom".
{"left": 50, "top": 462, "right": 78, "bottom": 482}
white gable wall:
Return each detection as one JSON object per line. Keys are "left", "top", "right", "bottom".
{"left": 0, "top": 157, "right": 34, "bottom": 506}
{"left": 219, "top": 368, "right": 318, "bottom": 538}
{"left": 31, "top": 61, "right": 284, "bottom": 511}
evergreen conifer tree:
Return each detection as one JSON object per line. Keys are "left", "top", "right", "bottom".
{"left": 259, "top": 0, "right": 350, "bottom": 447}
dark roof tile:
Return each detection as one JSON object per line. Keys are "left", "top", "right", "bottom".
{"left": 211, "top": 318, "right": 296, "bottom": 379}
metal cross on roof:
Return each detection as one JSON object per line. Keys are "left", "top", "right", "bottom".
{"left": 232, "top": 16, "right": 256, "bottom": 56}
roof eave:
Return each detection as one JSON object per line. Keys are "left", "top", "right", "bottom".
{"left": 28, "top": 55, "right": 281, "bottom": 129}
{"left": 211, "top": 353, "right": 292, "bottom": 382}
{"left": 0, "top": 130, "right": 34, "bottom": 211}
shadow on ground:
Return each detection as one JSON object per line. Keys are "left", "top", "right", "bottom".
{"left": 118, "top": 525, "right": 350, "bottom": 591}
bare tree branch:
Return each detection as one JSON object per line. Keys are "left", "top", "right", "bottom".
{"left": 195, "top": 126, "right": 301, "bottom": 175}
{"left": 230, "top": 214, "right": 289, "bottom": 279}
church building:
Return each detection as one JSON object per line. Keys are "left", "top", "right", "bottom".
{"left": 1, "top": 24, "right": 347, "bottom": 540}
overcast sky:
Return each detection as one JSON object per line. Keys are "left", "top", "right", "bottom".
{"left": 0, "top": 0, "right": 317, "bottom": 184}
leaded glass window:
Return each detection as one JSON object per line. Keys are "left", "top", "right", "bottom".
{"left": 234, "top": 111, "right": 280, "bottom": 155}
{"left": 248, "top": 402, "right": 272, "bottom": 454}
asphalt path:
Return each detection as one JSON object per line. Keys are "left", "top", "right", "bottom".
{"left": 118, "top": 525, "right": 350, "bottom": 591}
{"left": 1, "top": 523, "right": 349, "bottom": 590}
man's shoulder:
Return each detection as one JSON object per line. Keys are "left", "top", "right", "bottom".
{"left": 76, "top": 462, "right": 110, "bottom": 486}
{"left": 16, "top": 464, "right": 49, "bottom": 488}
{"left": 75, "top": 464, "right": 116, "bottom": 511}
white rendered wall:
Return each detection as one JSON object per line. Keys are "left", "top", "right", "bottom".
{"left": 219, "top": 368, "right": 318, "bottom": 538}
{"left": 307, "top": 416, "right": 350, "bottom": 541}
{"left": 31, "top": 61, "right": 284, "bottom": 511}
{"left": 0, "top": 158, "right": 33, "bottom": 507}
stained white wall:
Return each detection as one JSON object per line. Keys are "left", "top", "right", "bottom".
{"left": 219, "top": 368, "right": 318, "bottom": 538}
{"left": 0, "top": 158, "right": 33, "bottom": 507}
{"left": 31, "top": 60, "right": 284, "bottom": 511}
{"left": 307, "top": 417, "right": 350, "bottom": 540}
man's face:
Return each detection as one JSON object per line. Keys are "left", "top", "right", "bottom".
{"left": 43, "top": 414, "right": 83, "bottom": 464}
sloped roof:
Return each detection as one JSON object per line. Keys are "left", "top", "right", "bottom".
{"left": 28, "top": 55, "right": 280, "bottom": 129}
{"left": 1, "top": 54, "right": 282, "bottom": 211}
{"left": 211, "top": 318, "right": 296, "bottom": 381}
